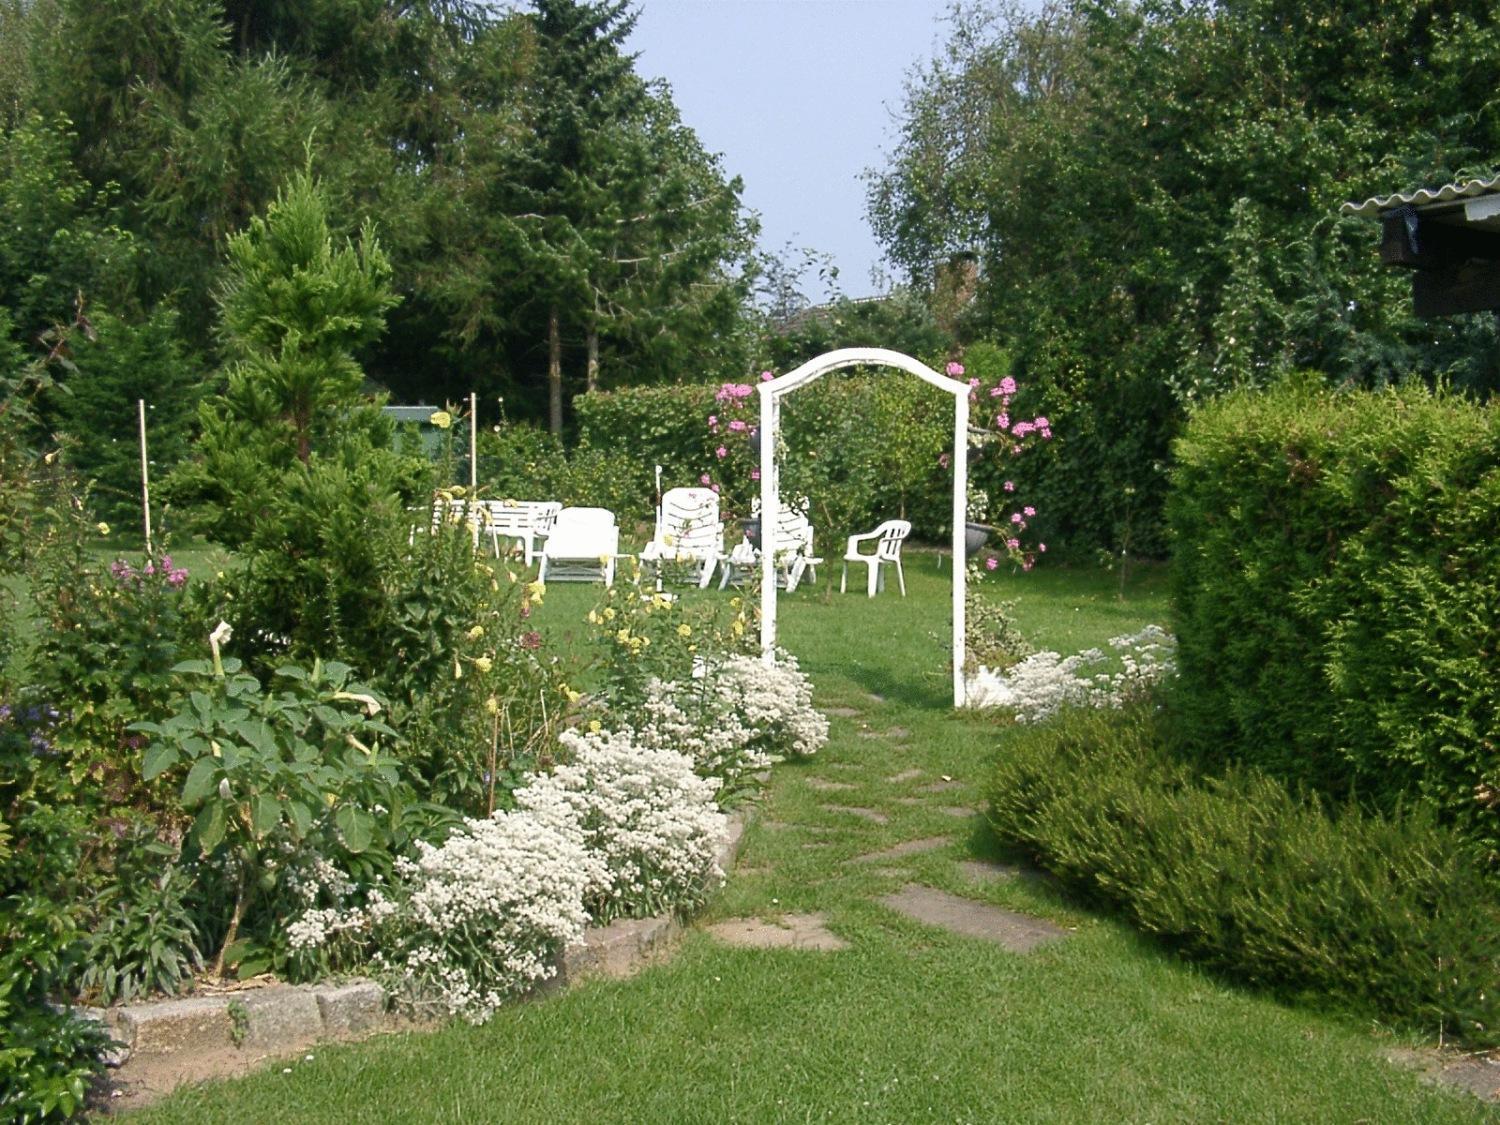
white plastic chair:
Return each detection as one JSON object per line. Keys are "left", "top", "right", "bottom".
{"left": 719, "top": 498, "right": 822, "bottom": 592}
{"left": 538, "top": 507, "right": 618, "bottom": 585}
{"left": 476, "top": 499, "right": 562, "bottom": 566}
{"left": 841, "top": 519, "right": 911, "bottom": 597}
{"left": 640, "top": 486, "right": 724, "bottom": 589}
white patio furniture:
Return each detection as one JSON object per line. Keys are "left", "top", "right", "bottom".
{"left": 538, "top": 507, "right": 619, "bottom": 585}
{"left": 719, "top": 499, "right": 822, "bottom": 592}
{"left": 639, "top": 486, "right": 724, "bottom": 589}
{"left": 841, "top": 519, "right": 911, "bottom": 597}
{"left": 475, "top": 499, "right": 562, "bottom": 566}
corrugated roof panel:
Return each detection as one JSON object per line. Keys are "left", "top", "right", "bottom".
{"left": 1341, "top": 173, "right": 1500, "bottom": 218}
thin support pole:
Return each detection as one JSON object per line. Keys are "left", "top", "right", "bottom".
{"left": 469, "top": 392, "right": 478, "bottom": 494}
{"left": 952, "top": 394, "right": 969, "bottom": 707}
{"left": 758, "top": 385, "right": 777, "bottom": 665}
{"left": 654, "top": 464, "right": 664, "bottom": 594}
{"left": 138, "top": 399, "right": 153, "bottom": 559}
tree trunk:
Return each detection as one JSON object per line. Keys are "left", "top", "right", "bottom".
{"left": 548, "top": 306, "right": 563, "bottom": 436}
{"left": 586, "top": 323, "right": 599, "bottom": 393}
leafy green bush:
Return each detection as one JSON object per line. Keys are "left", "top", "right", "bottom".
{"left": 987, "top": 704, "right": 1500, "bottom": 1045}
{"left": 0, "top": 710, "right": 111, "bottom": 1123}
{"left": 1168, "top": 381, "right": 1500, "bottom": 858}
{"left": 134, "top": 657, "right": 423, "bottom": 978}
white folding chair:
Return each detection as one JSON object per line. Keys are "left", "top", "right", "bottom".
{"left": 640, "top": 486, "right": 724, "bottom": 589}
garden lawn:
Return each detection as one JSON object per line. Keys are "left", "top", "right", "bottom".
{"left": 129, "top": 559, "right": 1490, "bottom": 1123}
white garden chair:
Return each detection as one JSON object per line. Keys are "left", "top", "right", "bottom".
{"left": 719, "top": 498, "right": 822, "bottom": 592}
{"left": 640, "top": 486, "right": 724, "bottom": 589}
{"left": 476, "top": 499, "right": 562, "bottom": 566}
{"left": 841, "top": 519, "right": 911, "bottom": 597}
{"left": 538, "top": 507, "right": 619, "bottom": 586}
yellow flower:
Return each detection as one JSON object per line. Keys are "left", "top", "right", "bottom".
{"left": 732, "top": 620, "right": 745, "bottom": 637}
{"left": 730, "top": 597, "right": 742, "bottom": 608}
{"left": 587, "top": 720, "right": 602, "bottom": 733}
{"left": 677, "top": 624, "right": 692, "bottom": 638}
{"left": 467, "top": 625, "right": 485, "bottom": 640}
{"left": 474, "top": 655, "right": 493, "bottom": 674}
{"left": 616, "top": 628, "right": 631, "bottom": 644}
{"left": 485, "top": 696, "right": 500, "bottom": 715}
{"left": 653, "top": 594, "right": 670, "bottom": 610}
{"left": 453, "top": 657, "right": 463, "bottom": 680}
{"left": 429, "top": 410, "right": 453, "bottom": 429}
{"left": 587, "top": 610, "right": 600, "bottom": 625}
{"left": 602, "top": 607, "right": 616, "bottom": 621}
{"left": 95, "top": 522, "right": 110, "bottom": 536}
{"left": 526, "top": 580, "right": 545, "bottom": 603}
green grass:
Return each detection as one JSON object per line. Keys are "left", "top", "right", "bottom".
{"left": 123, "top": 557, "right": 1493, "bottom": 1122}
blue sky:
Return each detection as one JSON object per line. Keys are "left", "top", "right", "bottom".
{"left": 627, "top": 1, "right": 952, "bottom": 301}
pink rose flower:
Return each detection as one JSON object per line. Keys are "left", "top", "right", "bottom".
{"left": 946, "top": 362, "right": 965, "bottom": 377}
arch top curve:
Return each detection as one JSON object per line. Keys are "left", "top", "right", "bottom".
{"left": 759, "top": 347, "right": 968, "bottom": 400}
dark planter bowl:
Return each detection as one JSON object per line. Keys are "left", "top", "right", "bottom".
{"left": 965, "top": 522, "right": 993, "bottom": 555}
{"left": 740, "top": 517, "right": 762, "bottom": 548}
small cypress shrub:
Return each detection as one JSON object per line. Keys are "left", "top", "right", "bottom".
{"left": 987, "top": 704, "right": 1500, "bottom": 1046}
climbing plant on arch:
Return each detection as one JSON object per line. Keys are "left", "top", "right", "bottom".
{"left": 758, "top": 347, "right": 972, "bottom": 707}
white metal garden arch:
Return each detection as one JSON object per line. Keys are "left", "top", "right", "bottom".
{"left": 758, "top": 347, "right": 971, "bottom": 707}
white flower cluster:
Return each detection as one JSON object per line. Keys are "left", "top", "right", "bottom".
{"left": 714, "top": 654, "right": 828, "bottom": 760}
{"left": 381, "top": 808, "right": 594, "bottom": 1023}
{"left": 966, "top": 625, "right": 1177, "bottom": 723}
{"left": 615, "top": 653, "right": 827, "bottom": 802}
{"left": 518, "top": 728, "right": 726, "bottom": 923}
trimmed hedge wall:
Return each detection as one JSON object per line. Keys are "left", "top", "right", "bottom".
{"left": 987, "top": 705, "right": 1500, "bottom": 1046}
{"left": 574, "top": 374, "right": 954, "bottom": 542}
{"left": 1168, "top": 381, "right": 1500, "bottom": 858}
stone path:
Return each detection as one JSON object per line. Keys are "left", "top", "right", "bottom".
{"left": 706, "top": 913, "right": 849, "bottom": 952}
{"left": 879, "top": 885, "right": 1069, "bottom": 953}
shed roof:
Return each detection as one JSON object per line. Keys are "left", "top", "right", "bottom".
{"left": 1342, "top": 173, "right": 1500, "bottom": 221}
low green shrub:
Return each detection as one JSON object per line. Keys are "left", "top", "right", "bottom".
{"left": 986, "top": 704, "right": 1500, "bottom": 1046}
{"left": 1169, "top": 380, "right": 1500, "bottom": 857}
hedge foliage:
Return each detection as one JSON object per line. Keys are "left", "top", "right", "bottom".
{"left": 572, "top": 359, "right": 1017, "bottom": 544}
{"left": 1168, "top": 382, "right": 1500, "bottom": 859}
{"left": 987, "top": 705, "right": 1500, "bottom": 1046}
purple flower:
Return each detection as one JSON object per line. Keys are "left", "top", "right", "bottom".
{"left": 521, "top": 631, "right": 542, "bottom": 650}
{"left": 699, "top": 473, "right": 712, "bottom": 486}
{"left": 1003, "top": 480, "right": 1015, "bottom": 492}
{"left": 716, "top": 446, "right": 728, "bottom": 459}
{"left": 1023, "top": 506, "right": 1036, "bottom": 517}
{"left": 1000, "top": 377, "right": 1017, "bottom": 395}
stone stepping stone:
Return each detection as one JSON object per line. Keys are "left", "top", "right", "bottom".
{"left": 822, "top": 805, "right": 889, "bottom": 825}
{"left": 860, "top": 726, "right": 911, "bottom": 741}
{"left": 938, "top": 806, "right": 973, "bottom": 819}
{"left": 866, "top": 692, "right": 886, "bottom": 704}
{"left": 919, "top": 779, "right": 963, "bottom": 793}
{"left": 706, "top": 913, "right": 849, "bottom": 952}
{"left": 824, "top": 706, "right": 861, "bottom": 718}
{"left": 851, "top": 836, "right": 950, "bottom": 864}
{"left": 879, "top": 885, "right": 1068, "bottom": 953}
{"left": 803, "top": 777, "right": 857, "bottom": 792}
{"left": 958, "top": 859, "right": 1020, "bottom": 882}
{"left": 894, "top": 797, "right": 924, "bottom": 807}
{"left": 1387, "top": 1047, "right": 1500, "bottom": 1104}
{"left": 886, "top": 768, "right": 924, "bottom": 783}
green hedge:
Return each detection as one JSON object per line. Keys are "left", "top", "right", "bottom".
{"left": 987, "top": 705, "right": 1500, "bottom": 1046}
{"left": 574, "top": 373, "right": 954, "bottom": 543}
{"left": 1168, "top": 381, "right": 1500, "bottom": 857}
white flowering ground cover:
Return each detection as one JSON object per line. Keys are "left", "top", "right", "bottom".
{"left": 138, "top": 564, "right": 1481, "bottom": 1125}
{"left": 283, "top": 639, "right": 827, "bottom": 1023}
{"left": 964, "top": 625, "right": 1177, "bottom": 722}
